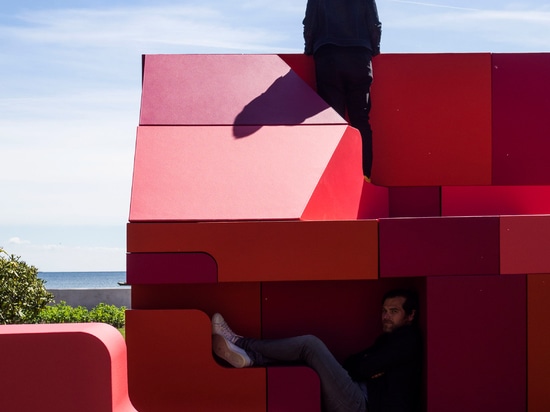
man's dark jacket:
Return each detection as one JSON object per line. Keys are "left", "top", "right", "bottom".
{"left": 344, "top": 324, "right": 423, "bottom": 412}
{"left": 303, "top": 0, "right": 382, "bottom": 56}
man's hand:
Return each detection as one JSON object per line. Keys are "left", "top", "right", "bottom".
{"left": 371, "top": 372, "right": 385, "bottom": 379}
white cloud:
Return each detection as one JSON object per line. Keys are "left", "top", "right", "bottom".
{"left": 8, "top": 237, "right": 30, "bottom": 245}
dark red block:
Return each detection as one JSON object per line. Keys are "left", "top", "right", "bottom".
{"left": 379, "top": 216, "right": 500, "bottom": 277}
{"left": 126, "top": 252, "right": 217, "bottom": 284}
{"left": 268, "top": 367, "right": 320, "bottom": 412}
{"left": 492, "top": 53, "right": 550, "bottom": 185}
{"left": 389, "top": 187, "right": 441, "bottom": 217}
{"left": 426, "top": 275, "right": 526, "bottom": 412}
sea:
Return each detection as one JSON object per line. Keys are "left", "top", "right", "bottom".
{"left": 38, "top": 271, "right": 128, "bottom": 289}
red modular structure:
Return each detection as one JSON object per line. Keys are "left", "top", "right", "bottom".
{"left": 2, "top": 52, "right": 549, "bottom": 411}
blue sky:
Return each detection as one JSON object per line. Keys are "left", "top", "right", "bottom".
{"left": 1, "top": 0, "right": 549, "bottom": 271}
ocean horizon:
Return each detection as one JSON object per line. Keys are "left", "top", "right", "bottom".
{"left": 38, "top": 271, "right": 128, "bottom": 289}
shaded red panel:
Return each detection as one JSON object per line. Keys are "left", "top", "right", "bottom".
{"left": 268, "top": 367, "right": 320, "bottom": 412}
{"left": 389, "top": 187, "right": 441, "bottom": 217}
{"left": 443, "top": 186, "right": 550, "bottom": 216}
{"left": 126, "top": 310, "right": 266, "bottom": 412}
{"left": 426, "top": 275, "right": 526, "bottom": 412}
{"left": 130, "top": 282, "right": 262, "bottom": 341}
{"left": 278, "top": 54, "right": 317, "bottom": 90}
{"left": 261, "top": 279, "right": 426, "bottom": 363}
{"left": 127, "top": 220, "right": 379, "bottom": 282}
{"left": 492, "top": 53, "right": 550, "bottom": 185}
{"left": 528, "top": 274, "right": 550, "bottom": 412}
{"left": 126, "top": 252, "right": 217, "bottom": 284}
{"left": 379, "top": 216, "right": 500, "bottom": 277}
{"left": 129, "top": 125, "right": 363, "bottom": 222}
{"left": 358, "top": 179, "right": 390, "bottom": 219}
{"left": 370, "top": 53, "right": 492, "bottom": 186}
{"left": 0, "top": 323, "right": 136, "bottom": 412}
{"left": 140, "top": 54, "right": 343, "bottom": 126}
{"left": 500, "top": 215, "right": 550, "bottom": 275}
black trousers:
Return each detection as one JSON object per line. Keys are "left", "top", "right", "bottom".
{"left": 314, "top": 45, "right": 374, "bottom": 178}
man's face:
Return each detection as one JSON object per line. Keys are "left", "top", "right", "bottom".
{"left": 381, "top": 296, "right": 415, "bottom": 333}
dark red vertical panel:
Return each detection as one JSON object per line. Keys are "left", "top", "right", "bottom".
{"left": 492, "top": 53, "right": 550, "bottom": 185}
{"left": 426, "top": 275, "right": 526, "bottom": 412}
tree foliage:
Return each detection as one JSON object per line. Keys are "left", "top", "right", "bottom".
{"left": 0, "top": 249, "right": 54, "bottom": 324}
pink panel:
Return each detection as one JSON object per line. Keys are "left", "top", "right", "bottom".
{"left": 426, "top": 275, "right": 526, "bottom": 412}
{"left": 140, "top": 54, "right": 343, "bottom": 126}
{"left": 492, "top": 53, "right": 550, "bottom": 185}
{"left": 389, "top": 187, "right": 441, "bottom": 217}
{"left": 0, "top": 323, "right": 136, "bottom": 412}
{"left": 442, "top": 186, "right": 550, "bottom": 216}
{"left": 126, "top": 253, "right": 217, "bottom": 284}
{"left": 500, "top": 215, "right": 550, "bottom": 275}
{"left": 379, "top": 216, "right": 500, "bottom": 277}
{"left": 370, "top": 53, "right": 492, "bottom": 186}
{"left": 268, "top": 367, "right": 320, "bottom": 412}
{"left": 130, "top": 125, "right": 363, "bottom": 222}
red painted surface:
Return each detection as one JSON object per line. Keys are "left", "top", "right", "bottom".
{"left": 140, "top": 54, "right": 343, "bottom": 126}
{"left": 370, "top": 53, "right": 492, "bottom": 186}
{"left": 442, "top": 186, "right": 550, "bottom": 216}
{"left": 277, "top": 54, "right": 317, "bottom": 90}
{"left": 492, "top": 53, "right": 550, "bottom": 185}
{"left": 126, "top": 309, "right": 266, "bottom": 412}
{"left": 126, "top": 252, "right": 217, "bottom": 284}
{"left": 500, "top": 215, "right": 550, "bottom": 275}
{"left": 268, "top": 367, "right": 321, "bottom": 412}
{"left": 130, "top": 282, "right": 263, "bottom": 341}
{"left": 379, "top": 216, "right": 500, "bottom": 277}
{"left": 130, "top": 125, "right": 364, "bottom": 222}
{"left": 0, "top": 323, "right": 136, "bottom": 412}
{"left": 426, "top": 275, "right": 526, "bottom": 412}
{"left": 127, "top": 220, "right": 379, "bottom": 282}
{"left": 528, "top": 275, "right": 550, "bottom": 412}
{"left": 389, "top": 187, "right": 441, "bottom": 217}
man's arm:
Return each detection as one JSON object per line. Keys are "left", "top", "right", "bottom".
{"left": 353, "top": 327, "right": 421, "bottom": 381}
{"left": 303, "top": 0, "right": 318, "bottom": 55}
{"left": 366, "top": 0, "right": 382, "bottom": 56}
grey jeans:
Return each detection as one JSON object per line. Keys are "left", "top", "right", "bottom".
{"left": 237, "top": 334, "right": 367, "bottom": 412}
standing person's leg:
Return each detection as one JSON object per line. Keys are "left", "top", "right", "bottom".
{"left": 314, "top": 45, "right": 347, "bottom": 118}
{"left": 344, "top": 50, "right": 374, "bottom": 179}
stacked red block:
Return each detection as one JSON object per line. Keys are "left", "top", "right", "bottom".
{"left": 127, "top": 53, "right": 550, "bottom": 412}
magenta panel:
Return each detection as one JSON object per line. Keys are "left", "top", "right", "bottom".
{"left": 389, "top": 187, "right": 441, "bottom": 217}
{"left": 500, "top": 215, "right": 550, "bottom": 275}
{"left": 492, "top": 53, "right": 550, "bottom": 185}
{"left": 426, "top": 275, "right": 526, "bottom": 412}
{"left": 126, "top": 253, "right": 217, "bottom": 284}
{"left": 442, "top": 186, "right": 550, "bottom": 216}
{"left": 140, "top": 54, "right": 343, "bottom": 126}
{"left": 379, "top": 216, "right": 500, "bottom": 277}
{"left": 130, "top": 125, "right": 363, "bottom": 222}
{"left": 267, "top": 367, "right": 320, "bottom": 412}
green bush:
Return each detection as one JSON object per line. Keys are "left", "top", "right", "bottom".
{"left": 0, "top": 249, "right": 54, "bottom": 324}
{"left": 37, "top": 301, "right": 126, "bottom": 329}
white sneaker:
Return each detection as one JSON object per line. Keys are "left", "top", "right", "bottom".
{"left": 212, "top": 313, "right": 241, "bottom": 344}
{"left": 212, "top": 334, "right": 252, "bottom": 368}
